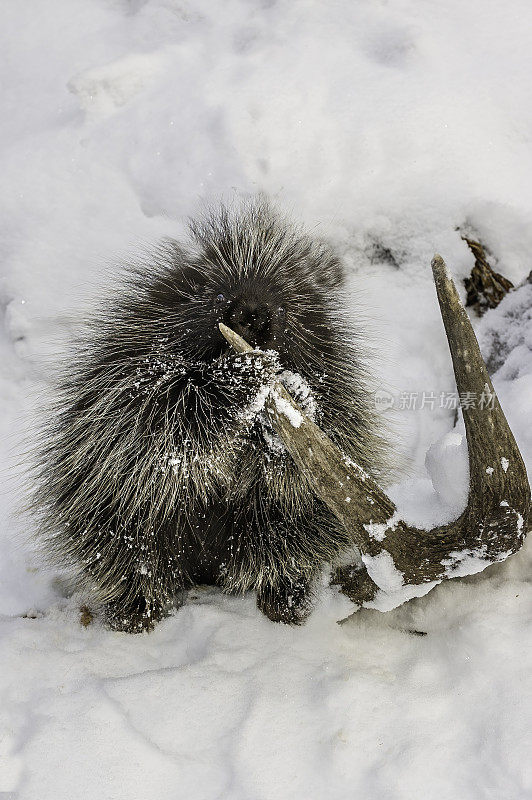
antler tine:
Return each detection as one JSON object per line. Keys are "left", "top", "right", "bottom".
{"left": 431, "top": 255, "right": 529, "bottom": 526}
{"left": 219, "top": 255, "right": 530, "bottom": 611}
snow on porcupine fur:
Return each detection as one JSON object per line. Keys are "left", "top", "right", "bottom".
{"left": 31, "top": 200, "right": 388, "bottom": 632}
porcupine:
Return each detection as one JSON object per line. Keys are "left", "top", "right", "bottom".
{"left": 32, "top": 200, "right": 387, "bottom": 632}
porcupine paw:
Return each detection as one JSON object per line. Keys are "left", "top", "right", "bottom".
{"left": 105, "top": 595, "right": 167, "bottom": 634}
{"left": 256, "top": 576, "right": 312, "bottom": 625}
{"left": 223, "top": 350, "right": 281, "bottom": 403}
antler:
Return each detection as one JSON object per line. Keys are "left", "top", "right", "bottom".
{"left": 219, "top": 255, "right": 530, "bottom": 611}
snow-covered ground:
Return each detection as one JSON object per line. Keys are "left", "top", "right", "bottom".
{"left": 1, "top": 1, "right": 531, "bottom": 798}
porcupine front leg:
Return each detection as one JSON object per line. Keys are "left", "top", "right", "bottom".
{"left": 256, "top": 573, "right": 313, "bottom": 625}
{"left": 105, "top": 592, "right": 169, "bottom": 633}
{"left": 102, "top": 525, "right": 187, "bottom": 634}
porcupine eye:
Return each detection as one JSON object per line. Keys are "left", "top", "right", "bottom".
{"left": 214, "top": 293, "right": 225, "bottom": 306}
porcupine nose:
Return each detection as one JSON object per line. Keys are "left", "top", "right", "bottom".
{"left": 229, "top": 301, "right": 272, "bottom": 344}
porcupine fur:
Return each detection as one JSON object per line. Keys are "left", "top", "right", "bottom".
{"left": 32, "top": 200, "right": 387, "bottom": 632}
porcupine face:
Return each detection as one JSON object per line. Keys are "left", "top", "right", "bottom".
{"left": 207, "top": 274, "right": 333, "bottom": 369}
{"left": 214, "top": 282, "right": 285, "bottom": 351}
{"left": 155, "top": 203, "right": 343, "bottom": 376}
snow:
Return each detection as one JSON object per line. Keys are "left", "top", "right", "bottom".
{"left": 1, "top": 1, "right": 532, "bottom": 799}
{"left": 364, "top": 511, "right": 401, "bottom": 543}
{"left": 425, "top": 430, "right": 469, "bottom": 509}
{"left": 279, "top": 369, "right": 318, "bottom": 419}
{"left": 272, "top": 390, "right": 304, "bottom": 428}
